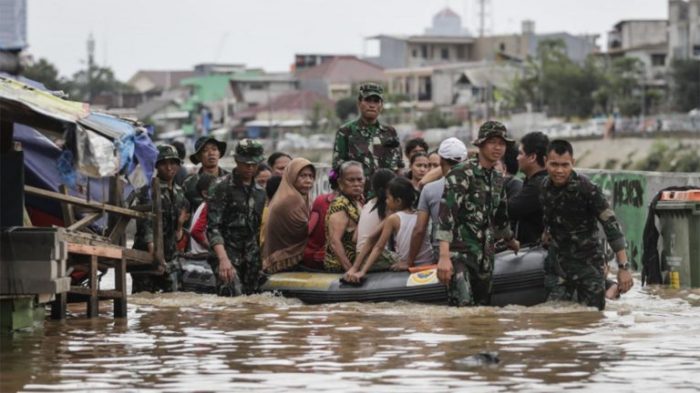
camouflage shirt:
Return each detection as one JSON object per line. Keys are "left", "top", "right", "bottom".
{"left": 332, "top": 117, "right": 403, "bottom": 192}
{"left": 540, "top": 171, "right": 626, "bottom": 262}
{"left": 133, "top": 180, "right": 188, "bottom": 262}
{"left": 207, "top": 169, "right": 266, "bottom": 252}
{"left": 182, "top": 167, "right": 229, "bottom": 211}
{"left": 435, "top": 157, "right": 513, "bottom": 273}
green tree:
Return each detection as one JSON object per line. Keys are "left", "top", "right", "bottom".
{"left": 335, "top": 97, "right": 358, "bottom": 122}
{"left": 670, "top": 59, "right": 700, "bottom": 112}
{"left": 595, "top": 57, "right": 645, "bottom": 116}
{"left": 70, "top": 65, "right": 132, "bottom": 102}
{"left": 20, "top": 58, "right": 73, "bottom": 92}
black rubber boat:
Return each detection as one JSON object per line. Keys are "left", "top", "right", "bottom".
{"left": 180, "top": 247, "right": 547, "bottom": 306}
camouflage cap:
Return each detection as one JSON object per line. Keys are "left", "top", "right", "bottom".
{"left": 358, "top": 82, "right": 384, "bottom": 100}
{"left": 190, "top": 136, "right": 227, "bottom": 165}
{"left": 156, "top": 144, "right": 182, "bottom": 165}
{"left": 473, "top": 120, "right": 514, "bottom": 146}
{"left": 234, "top": 139, "right": 264, "bottom": 164}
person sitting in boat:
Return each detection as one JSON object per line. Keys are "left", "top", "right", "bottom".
{"left": 262, "top": 158, "right": 316, "bottom": 273}
{"left": 302, "top": 172, "right": 339, "bottom": 270}
{"left": 345, "top": 177, "right": 433, "bottom": 283}
{"left": 405, "top": 151, "right": 430, "bottom": 208}
{"left": 356, "top": 169, "right": 396, "bottom": 253}
{"left": 323, "top": 161, "right": 365, "bottom": 273}
{"left": 259, "top": 175, "right": 282, "bottom": 249}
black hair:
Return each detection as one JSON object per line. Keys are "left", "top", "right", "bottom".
{"left": 267, "top": 152, "right": 292, "bottom": 168}
{"left": 171, "top": 141, "right": 186, "bottom": 160}
{"left": 547, "top": 139, "right": 574, "bottom": 157}
{"left": 404, "top": 137, "right": 429, "bottom": 158}
{"left": 265, "top": 175, "right": 283, "bottom": 200}
{"left": 256, "top": 163, "right": 272, "bottom": 176}
{"left": 503, "top": 142, "right": 519, "bottom": 175}
{"left": 387, "top": 177, "right": 415, "bottom": 210}
{"left": 370, "top": 169, "right": 397, "bottom": 219}
{"left": 196, "top": 173, "right": 216, "bottom": 197}
{"left": 409, "top": 151, "right": 428, "bottom": 165}
{"left": 521, "top": 131, "right": 549, "bottom": 167}
{"left": 428, "top": 149, "right": 440, "bottom": 158}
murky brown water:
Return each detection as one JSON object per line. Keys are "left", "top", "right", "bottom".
{"left": 2, "top": 280, "right": 700, "bottom": 392}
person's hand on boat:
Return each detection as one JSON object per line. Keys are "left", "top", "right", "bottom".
{"left": 617, "top": 267, "right": 633, "bottom": 294}
{"left": 178, "top": 208, "right": 190, "bottom": 227}
{"left": 343, "top": 267, "right": 359, "bottom": 283}
{"left": 390, "top": 261, "right": 410, "bottom": 271}
{"left": 505, "top": 238, "right": 520, "bottom": 254}
{"left": 437, "top": 256, "right": 453, "bottom": 284}
{"left": 218, "top": 256, "right": 237, "bottom": 283}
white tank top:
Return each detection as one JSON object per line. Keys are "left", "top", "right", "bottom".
{"left": 395, "top": 211, "right": 434, "bottom": 266}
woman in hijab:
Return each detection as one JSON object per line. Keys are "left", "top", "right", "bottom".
{"left": 262, "top": 157, "right": 316, "bottom": 273}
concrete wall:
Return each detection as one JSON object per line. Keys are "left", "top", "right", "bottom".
{"left": 620, "top": 21, "right": 667, "bottom": 50}
{"left": 373, "top": 37, "right": 408, "bottom": 69}
{"left": 580, "top": 169, "right": 700, "bottom": 270}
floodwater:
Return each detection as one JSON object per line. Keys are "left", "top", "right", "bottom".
{"left": 2, "top": 280, "right": 700, "bottom": 392}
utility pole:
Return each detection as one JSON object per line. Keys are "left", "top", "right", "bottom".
{"left": 87, "top": 33, "right": 96, "bottom": 102}
{"left": 476, "top": 0, "right": 492, "bottom": 37}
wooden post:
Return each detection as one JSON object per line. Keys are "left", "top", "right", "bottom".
{"left": 114, "top": 255, "right": 127, "bottom": 318}
{"left": 59, "top": 185, "right": 76, "bottom": 227}
{"left": 87, "top": 255, "right": 98, "bottom": 318}
{"left": 152, "top": 177, "right": 165, "bottom": 269}
{"left": 108, "top": 177, "right": 125, "bottom": 245}
{"left": 51, "top": 293, "right": 67, "bottom": 320}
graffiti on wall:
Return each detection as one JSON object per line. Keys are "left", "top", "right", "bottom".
{"left": 589, "top": 172, "right": 648, "bottom": 270}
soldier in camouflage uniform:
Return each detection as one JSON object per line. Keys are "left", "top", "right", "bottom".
{"left": 207, "top": 139, "right": 267, "bottom": 296}
{"left": 183, "top": 136, "right": 229, "bottom": 211}
{"left": 332, "top": 83, "right": 403, "bottom": 197}
{"left": 436, "top": 121, "right": 520, "bottom": 306}
{"left": 132, "top": 144, "right": 190, "bottom": 293}
{"left": 540, "top": 139, "right": 633, "bottom": 310}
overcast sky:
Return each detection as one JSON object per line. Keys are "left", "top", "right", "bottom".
{"left": 28, "top": 0, "right": 666, "bottom": 81}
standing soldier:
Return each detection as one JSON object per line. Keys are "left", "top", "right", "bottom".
{"left": 540, "top": 139, "right": 633, "bottom": 310}
{"left": 132, "top": 144, "right": 189, "bottom": 293}
{"left": 183, "top": 136, "right": 229, "bottom": 211}
{"left": 436, "top": 121, "right": 520, "bottom": 306}
{"left": 207, "top": 139, "right": 266, "bottom": 296}
{"left": 332, "top": 82, "right": 403, "bottom": 197}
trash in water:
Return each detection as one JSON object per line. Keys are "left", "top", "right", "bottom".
{"left": 455, "top": 352, "right": 500, "bottom": 367}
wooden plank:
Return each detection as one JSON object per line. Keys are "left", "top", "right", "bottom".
{"left": 25, "top": 185, "right": 152, "bottom": 220}
{"left": 114, "top": 256, "right": 127, "bottom": 317}
{"left": 67, "top": 242, "right": 122, "bottom": 259}
{"left": 122, "top": 248, "right": 154, "bottom": 265}
{"left": 59, "top": 185, "right": 76, "bottom": 227}
{"left": 87, "top": 255, "right": 98, "bottom": 318}
{"left": 70, "top": 287, "right": 124, "bottom": 300}
{"left": 108, "top": 216, "right": 131, "bottom": 244}
{"left": 67, "top": 212, "right": 101, "bottom": 231}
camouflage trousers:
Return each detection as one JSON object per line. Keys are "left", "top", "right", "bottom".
{"left": 208, "top": 244, "right": 262, "bottom": 296}
{"left": 447, "top": 252, "right": 492, "bottom": 307}
{"left": 131, "top": 259, "right": 180, "bottom": 294}
{"left": 544, "top": 248, "right": 606, "bottom": 310}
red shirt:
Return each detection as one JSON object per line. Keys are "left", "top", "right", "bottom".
{"left": 302, "top": 193, "right": 335, "bottom": 269}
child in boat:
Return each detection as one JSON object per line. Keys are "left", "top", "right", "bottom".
{"left": 344, "top": 177, "right": 433, "bottom": 283}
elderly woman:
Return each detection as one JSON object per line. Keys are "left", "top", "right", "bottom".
{"left": 262, "top": 157, "right": 316, "bottom": 273}
{"left": 324, "top": 161, "right": 365, "bottom": 273}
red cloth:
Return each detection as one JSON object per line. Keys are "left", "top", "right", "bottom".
{"left": 302, "top": 192, "right": 335, "bottom": 269}
{"left": 191, "top": 203, "right": 208, "bottom": 246}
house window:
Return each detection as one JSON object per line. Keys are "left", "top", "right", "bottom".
{"left": 694, "top": 45, "right": 700, "bottom": 57}
{"left": 421, "top": 45, "right": 428, "bottom": 59}
{"left": 249, "top": 82, "right": 265, "bottom": 90}
{"left": 441, "top": 48, "right": 450, "bottom": 60}
{"left": 412, "top": 49, "right": 418, "bottom": 58}
{"left": 651, "top": 54, "right": 666, "bottom": 66}
{"left": 499, "top": 42, "right": 506, "bottom": 52}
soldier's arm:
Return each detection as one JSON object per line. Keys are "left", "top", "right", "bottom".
{"left": 332, "top": 127, "right": 349, "bottom": 170}
{"left": 494, "top": 185, "right": 514, "bottom": 241}
{"left": 590, "top": 185, "right": 626, "bottom": 253}
{"left": 435, "top": 170, "right": 466, "bottom": 244}
{"left": 206, "top": 183, "right": 226, "bottom": 249}
{"left": 133, "top": 188, "right": 154, "bottom": 252}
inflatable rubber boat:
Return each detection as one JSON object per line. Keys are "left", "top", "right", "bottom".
{"left": 180, "top": 247, "right": 547, "bottom": 307}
